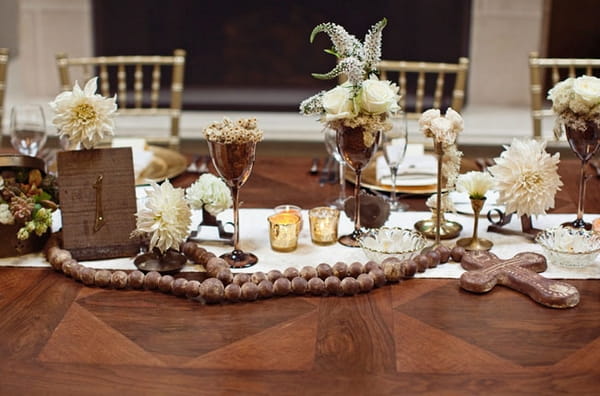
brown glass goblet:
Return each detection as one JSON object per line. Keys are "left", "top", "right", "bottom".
{"left": 563, "top": 121, "right": 600, "bottom": 230}
{"left": 207, "top": 140, "right": 258, "bottom": 268}
{"left": 336, "top": 125, "right": 380, "bottom": 247}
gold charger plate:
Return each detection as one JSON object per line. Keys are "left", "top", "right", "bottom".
{"left": 346, "top": 153, "right": 437, "bottom": 195}
{"left": 136, "top": 146, "right": 188, "bottom": 185}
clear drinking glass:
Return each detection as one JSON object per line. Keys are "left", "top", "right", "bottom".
{"left": 381, "top": 112, "right": 408, "bottom": 211}
{"left": 10, "top": 104, "right": 47, "bottom": 157}
{"left": 323, "top": 127, "right": 347, "bottom": 209}
{"left": 207, "top": 140, "right": 259, "bottom": 268}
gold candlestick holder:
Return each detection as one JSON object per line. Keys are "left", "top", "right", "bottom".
{"left": 456, "top": 197, "right": 493, "bottom": 251}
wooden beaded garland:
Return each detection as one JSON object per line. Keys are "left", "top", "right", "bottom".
{"left": 273, "top": 277, "right": 292, "bottom": 296}
{"left": 128, "top": 270, "right": 145, "bottom": 289}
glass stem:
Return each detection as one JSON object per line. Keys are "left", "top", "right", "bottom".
{"left": 354, "top": 170, "right": 362, "bottom": 232}
{"left": 231, "top": 186, "right": 240, "bottom": 251}
{"left": 576, "top": 159, "right": 588, "bottom": 221}
{"left": 389, "top": 165, "right": 398, "bottom": 204}
{"left": 338, "top": 162, "right": 346, "bottom": 202}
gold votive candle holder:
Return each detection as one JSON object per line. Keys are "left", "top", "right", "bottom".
{"left": 309, "top": 207, "right": 340, "bottom": 245}
{"left": 268, "top": 212, "right": 301, "bottom": 252}
{"left": 274, "top": 204, "right": 303, "bottom": 232}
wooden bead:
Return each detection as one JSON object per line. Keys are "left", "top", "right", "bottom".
{"left": 307, "top": 277, "right": 326, "bottom": 296}
{"left": 128, "top": 270, "right": 145, "bottom": 289}
{"left": 436, "top": 245, "right": 452, "bottom": 263}
{"left": 61, "top": 259, "right": 77, "bottom": 277}
{"left": 46, "top": 246, "right": 62, "bottom": 268}
{"left": 240, "top": 282, "right": 259, "bottom": 301}
{"left": 182, "top": 241, "right": 198, "bottom": 257}
{"left": 233, "top": 273, "right": 251, "bottom": 286}
{"left": 348, "top": 262, "right": 363, "bottom": 278}
{"left": 111, "top": 271, "right": 128, "bottom": 289}
{"left": 80, "top": 267, "right": 96, "bottom": 286}
{"left": 50, "top": 250, "right": 72, "bottom": 271}
{"left": 357, "top": 273, "right": 374, "bottom": 292}
{"left": 190, "top": 247, "right": 207, "bottom": 263}
{"left": 266, "top": 269, "right": 283, "bottom": 283}
{"left": 199, "top": 251, "right": 216, "bottom": 265}
{"left": 71, "top": 264, "right": 85, "bottom": 282}
{"left": 332, "top": 262, "right": 348, "bottom": 278}
{"left": 369, "top": 268, "right": 387, "bottom": 288}
{"left": 300, "top": 266, "right": 318, "bottom": 281}
{"left": 451, "top": 246, "right": 466, "bottom": 262}
{"left": 414, "top": 254, "right": 430, "bottom": 273}
{"left": 224, "top": 283, "right": 241, "bottom": 302}
{"left": 257, "top": 279, "right": 274, "bottom": 299}
{"left": 172, "top": 278, "right": 188, "bottom": 296}
{"left": 202, "top": 278, "right": 225, "bottom": 304}
{"left": 324, "top": 276, "right": 342, "bottom": 296}
{"left": 273, "top": 277, "right": 292, "bottom": 296}
{"left": 400, "top": 259, "right": 417, "bottom": 278}
{"left": 315, "top": 263, "right": 333, "bottom": 279}
{"left": 382, "top": 257, "right": 402, "bottom": 282}
{"left": 143, "top": 271, "right": 162, "bottom": 290}
{"left": 426, "top": 251, "right": 441, "bottom": 268}
{"left": 341, "top": 277, "right": 360, "bottom": 296}
{"left": 283, "top": 267, "right": 299, "bottom": 280}
{"left": 216, "top": 268, "right": 233, "bottom": 285}
{"left": 206, "top": 257, "right": 229, "bottom": 277}
{"left": 185, "top": 280, "right": 201, "bottom": 298}
{"left": 94, "top": 270, "right": 112, "bottom": 288}
{"left": 291, "top": 277, "right": 308, "bottom": 295}
{"left": 251, "top": 271, "right": 267, "bottom": 284}
{"left": 158, "top": 275, "right": 174, "bottom": 293}
{"left": 364, "top": 260, "right": 381, "bottom": 273}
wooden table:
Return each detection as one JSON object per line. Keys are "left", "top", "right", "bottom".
{"left": 1, "top": 156, "right": 599, "bottom": 395}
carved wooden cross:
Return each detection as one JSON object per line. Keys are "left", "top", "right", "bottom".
{"left": 460, "top": 251, "right": 580, "bottom": 308}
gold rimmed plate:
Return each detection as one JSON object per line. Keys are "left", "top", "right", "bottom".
{"left": 136, "top": 146, "right": 188, "bottom": 185}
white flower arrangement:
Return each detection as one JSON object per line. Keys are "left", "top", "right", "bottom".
{"left": 49, "top": 77, "right": 117, "bottom": 149}
{"left": 456, "top": 171, "right": 494, "bottom": 200}
{"left": 185, "top": 173, "right": 232, "bottom": 216}
{"left": 299, "top": 18, "right": 400, "bottom": 141}
{"left": 488, "top": 138, "right": 563, "bottom": 217}
{"left": 132, "top": 180, "right": 192, "bottom": 254}
{"left": 547, "top": 75, "right": 600, "bottom": 137}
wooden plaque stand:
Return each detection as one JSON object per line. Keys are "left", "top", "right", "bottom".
{"left": 57, "top": 147, "right": 139, "bottom": 260}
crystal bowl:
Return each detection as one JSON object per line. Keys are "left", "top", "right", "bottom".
{"left": 358, "top": 227, "right": 427, "bottom": 264}
{"left": 535, "top": 226, "right": 600, "bottom": 268}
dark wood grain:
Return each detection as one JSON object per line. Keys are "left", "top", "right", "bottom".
{"left": 0, "top": 155, "right": 599, "bottom": 395}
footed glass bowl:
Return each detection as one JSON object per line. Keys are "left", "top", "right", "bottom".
{"left": 535, "top": 226, "right": 600, "bottom": 268}
{"left": 359, "top": 227, "right": 427, "bottom": 264}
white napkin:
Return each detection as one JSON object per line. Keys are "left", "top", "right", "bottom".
{"left": 376, "top": 144, "right": 437, "bottom": 186}
{"left": 111, "top": 138, "right": 154, "bottom": 179}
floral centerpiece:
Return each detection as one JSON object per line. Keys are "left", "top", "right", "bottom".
{"left": 49, "top": 77, "right": 117, "bottom": 149}
{"left": 186, "top": 173, "right": 232, "bottom": 216}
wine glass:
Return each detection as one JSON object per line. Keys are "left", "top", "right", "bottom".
{"left": 381, "top": 112, "right": 408, "bottom": 211}
{"left": 323, "top": 127, "right": 347, "bottom": 209}
{"left": 336, "top": 125, "right": 381, "bottom": 247}
{"left": 207, "top": 140, "right": 258, "bottom": 268}
{"left": 10, "top": 105, "right": 47, "bottom": 157}
{"left": 562, "top": 121, "right": 600, "bottom": 230}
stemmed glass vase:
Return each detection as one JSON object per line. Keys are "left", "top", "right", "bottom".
{"left": 324, "top": 127, "right": 347, "bottom": 209}
{"left": 563, "top": 121, "right": 600, "bottom": 230}
{"left": 381, "top": 112, "right": 408, "bottom": 211}
{"left": 10, "top": 104, "right": 47, "bottom": 157}
{"left": 336, "top": 124, "right": 380, "bottom": 247}
{"left": 207, "top": 140, "right": 258, "bottom": 268}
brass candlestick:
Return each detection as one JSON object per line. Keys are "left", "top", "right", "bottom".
{"left": 457, "top": 197, "right": 493, "bottom": 251}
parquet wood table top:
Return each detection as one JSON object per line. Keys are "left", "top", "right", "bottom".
{"left": 1, "top": 155, "right": 599, "bottom": 395}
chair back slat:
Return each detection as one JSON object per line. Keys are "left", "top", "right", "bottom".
{"left": 433, "top": 71, "right": 445, "bottom": 109}
{"left": 117, "top": 64, "right": 127, "bottom": 109}
{"left": 529, "top": 52, "right": 600, "bottom": 138}
{"left": 134, "top": 64, "right": 143, "bottom": 108}
{"left": 99, "top": 64, "right": 110, "bottom": 97}
{"left": 151, "top": 64, "right": 161, "bottom": 108}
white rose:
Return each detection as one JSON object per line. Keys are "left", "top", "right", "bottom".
{"left": 359, "top": 78, "right": 400, "bottom": 114}
{"left": 185, "top": 173, "right": 232, "bottom": 216}
{"left": 444, "top": 108, "right": 464, "bottom": 134}
{"left": 322, "top": 84, "right": 356, "bottom": 121}
{"left": 573, "top": 75, "right": 600, "bottom": 106}
{"left": 418, "top": 108, "right": 441, "bottom": 133}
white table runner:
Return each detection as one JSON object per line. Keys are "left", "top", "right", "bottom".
{"left": 2, "top": 208, "right": 599, "bottom": 280}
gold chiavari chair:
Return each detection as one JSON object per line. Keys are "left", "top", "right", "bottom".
{"left": 529, "top": 51, "right": 600, "bottom": 138}
{"left": 377, "top": 57, "right": 469, "bottom": 120}
{"left": 55, "top": 49, "right": 186, "bottom": 149}
{"left": 0, "top": 48, "right": 9, "bottom": 130}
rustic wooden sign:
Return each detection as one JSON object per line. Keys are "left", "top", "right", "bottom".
{"left": 57, "top": 147, "right": 139, "bottom": 260}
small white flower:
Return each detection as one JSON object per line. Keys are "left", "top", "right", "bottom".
{"left": 186, "top": 173, "right": 233, "bottom": 216}
{"left": 49, "top": 77, "right": 117, "bottom": 149}
{"left": 488, "top": 138, "right": 562, "bottom": 217}
{"left": 0, "top": 203, "right": 15, "bottom": 225}
{"left": 456, "top": 171, "right": 494, "bottom": 200}
{"left": 322, "top": 83, "right": 357, "bottom": 121}
{"left": 358, "top": 77, "right": 400, "bottom": 115}
{"left": 418, "top": 107, "right": 463, "bottom": 144}
{"left": 133, "top": 180, "right": 192, "bottom": 254}
{"left": 573, "top": 75, "right": 600, "bottom": 106}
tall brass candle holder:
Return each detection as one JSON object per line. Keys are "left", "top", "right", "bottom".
{"left": 456, "top": 197, "right": 493, "bottom": 251}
